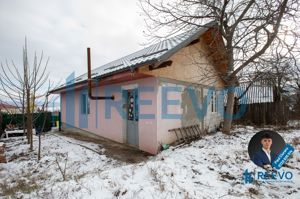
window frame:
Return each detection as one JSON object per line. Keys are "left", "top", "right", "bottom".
{"left": 81, "top": 93, "right": 90, "bottom": 115}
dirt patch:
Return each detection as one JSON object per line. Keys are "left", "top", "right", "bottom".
{"left": 56, "top": 131, "right": 152, "bottom": 163}
{"left": 219, "top": 172, "right": 236, "bottom": 181}
{"left": 248, "top": 188, "right": 259, "bottom": 195}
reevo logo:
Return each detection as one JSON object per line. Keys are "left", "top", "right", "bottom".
{"left": 257, "top": 171, "right": 293, "bottom": 181}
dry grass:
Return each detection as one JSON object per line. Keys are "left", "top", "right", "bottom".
{"left": 292, "top": 137, "right": 300, "bottom": 146}
{"left": 148, "top": 167, "right": 165, "bottom": 192}
{"left": 0, "top": 179, "right": 40, "bottom": 196}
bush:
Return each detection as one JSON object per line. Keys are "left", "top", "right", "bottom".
{"left": 0, "top": 112, "right": 53, "bottom": 132}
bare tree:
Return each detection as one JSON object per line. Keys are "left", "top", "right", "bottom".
{"left": 290, "top": 56, "right": 300, "bottom": 92}
{"left": 55, "top": 153, "right": 69, "bottom": 181}
{"left": 140, "top": 0, "right": 299, "bottom": 134}
{"left": 290, "top": 58, "right": 300, "bottom": 117}
{"left": 37, "top": 90, "right": 50, "bottom": 161}
{"left": 0, "top": 40, "right": 50, "bottom": 150}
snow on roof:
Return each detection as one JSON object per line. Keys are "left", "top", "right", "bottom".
{"left": 55, "top": 21, "right": 216, "bottom": 90}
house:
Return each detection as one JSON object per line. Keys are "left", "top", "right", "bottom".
{"left": 0, "top": 103, "right": 20, "bottom": 114}
{"left": 51, "top": 21, "right": 228, "bottom": 154}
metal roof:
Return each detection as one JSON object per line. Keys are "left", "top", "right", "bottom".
{"left": 0, "top": 103, "right": 18, "bottom": 109}
{"left": 238, "top": 80, "right": 274, "bottom": 104}
{"left": 56, "top": 21, "right": 216, "bottom": 90}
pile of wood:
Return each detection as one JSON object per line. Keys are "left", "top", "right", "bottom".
{"left": 0, "top": 142, "right": 6, "bottom": 163}
{"left": 168, "top": 124, "right": 206, "bottom": 144}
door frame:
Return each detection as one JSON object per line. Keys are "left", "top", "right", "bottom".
{"left": 121, "top": 84, "right": 139, "bottom": 146}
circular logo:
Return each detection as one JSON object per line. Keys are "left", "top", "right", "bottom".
{"left": 248, "top": 130, "right": 285, "bottom": 168}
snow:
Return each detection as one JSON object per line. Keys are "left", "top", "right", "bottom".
{"left": 288, "top": 120, "right": 300, "bottom": 128}
{"left": 0, "top": 126, "right": 299, "bottom": 199}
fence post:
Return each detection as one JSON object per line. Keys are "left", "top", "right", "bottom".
{"left": 58, "top": 112, "right": 62, "bottom": 131}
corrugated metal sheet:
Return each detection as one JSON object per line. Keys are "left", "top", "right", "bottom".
{"left": 239, "top": 81, "right": 274, "bottom": 104}
{"left": 223, "top": 80, "right": 274, "bottom": 105}
{"left": 56, "top": 21, "right": 216, "bottom": 89}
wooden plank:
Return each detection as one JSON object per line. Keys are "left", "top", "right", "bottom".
{"left": 174, "top": 129, "right": 184, "bottom": 143}
{"left": 172, "top": 129, "right": 180, "bottom": 143}
{"left": 196, "top": 125, "right": 204, "bottom": 136}
{"left": 182, "top": 128, "right": 191, "bottom": 141}
{"left": 169, "top": 129, "right": 182, "bottom": 144}
{"left": 192, "top": 125, "right": 200, "bottom": 137}
{"left": 187, "top": 127, "right": 195, "bottom": 140}
{"left": 179, "top": 128, "right": 188, "bottom": 143}
{"left": 194, "top": 125, "right": 200, "bottom": 137}
{"left": 190, "top": 126, "right": 197, "bottom": 138}
{"left": 182, "top": 127, "right": 191, "bottom": 140}
{"left": 190, "top": 126, "right": 198, "bottom": 138}
{"left": 188, "top": 126, "right": 196, "bottom": 139}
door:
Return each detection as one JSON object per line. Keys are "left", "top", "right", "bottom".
{"left": 124, "top": 89, "right": 139, "bottom": 147}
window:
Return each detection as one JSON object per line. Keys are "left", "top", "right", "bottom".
{"left": 211, "top": 91, "right": 217, "bottom": 113}
{"left": 81, "top": 93, "right": 90, "bottom": 114}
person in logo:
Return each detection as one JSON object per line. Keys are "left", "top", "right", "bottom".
{"left": 252, "top": 133, "right": 278, "bottom": 170}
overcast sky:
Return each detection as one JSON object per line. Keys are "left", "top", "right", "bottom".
{"left": 0, "top": 0, "right": 147, "bottom": 87}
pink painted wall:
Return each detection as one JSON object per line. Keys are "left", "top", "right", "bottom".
{"left": 60, "top": 77, "right": 159, "bottom": 154}
{"left": 60, "top": 76, "right": 223, "bottom": 154}
{"left": 138, "top": 78, "right": 158, "bottom": 154}
{"left": 156, "top": 79, "right": 224, "bottom": 145}
{"left": 156, "top": 81, "right": 183, "bottom": 144}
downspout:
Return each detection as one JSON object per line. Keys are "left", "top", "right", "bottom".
{"left": 87, "top": 47, "right": 114, "bottom": 100}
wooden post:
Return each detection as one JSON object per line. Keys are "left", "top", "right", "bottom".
{"left": 0, "top": 143, "right": 6, "bottom": 163}
{"left": 58, "top": 111, "right": 62, "bottom": 131}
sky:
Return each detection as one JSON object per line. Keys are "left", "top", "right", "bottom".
{"left": 0, "top": 0, "right": 147, "bottom": 87}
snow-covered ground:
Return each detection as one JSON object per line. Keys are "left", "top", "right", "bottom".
{"left": 0, "top": 126, "right": 299, "bottom": 199}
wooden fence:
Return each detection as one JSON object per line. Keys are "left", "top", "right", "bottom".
{"left": 235, "top": 101, "right": 290, "bottom": 126}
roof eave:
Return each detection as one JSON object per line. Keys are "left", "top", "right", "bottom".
{"left": 50, "top": 58, "right": 159, "bottom": 94}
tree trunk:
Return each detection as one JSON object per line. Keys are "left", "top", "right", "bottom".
{"left": 28, "top": 113, "right": 33, "bottom": 150}
{"left": 223, "top": 89, "right": 235, "bottom": 134}
{"left": 23, "top": 103, "right": 28, "bottom": 143}
{"left": 0, "top": 112, "right": 3, "bottom": 138}
{"left": 26, "top": 87, "right": 33, "bottom": 151}
{"left": 38, "top": 133, "right": 41, "bottom": 160}
{"left": 23, "top": 83, "right": 28, "bottom": 144}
